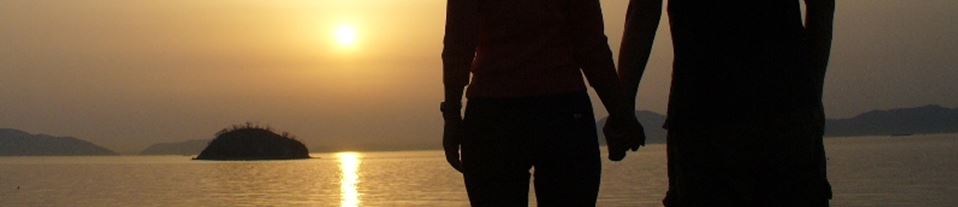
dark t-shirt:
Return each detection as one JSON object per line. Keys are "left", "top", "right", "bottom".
{"left": 662, "top": 3, "right": 833, "bottom": 205}
{"left": 665, "top": 0, "right": 821, "bottom": 129}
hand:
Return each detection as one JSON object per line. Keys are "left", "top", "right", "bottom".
{"left": 443, "top": 118, "right": 465, "bottom": 172}
{"left": 602, "top": 114, "right": 646, "bottom": 161}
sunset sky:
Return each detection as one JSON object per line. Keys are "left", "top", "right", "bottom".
{"left": 2, "top": 0, "right": 956, "bottom": 153}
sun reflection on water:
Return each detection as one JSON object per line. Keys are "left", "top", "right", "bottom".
{"left": 336, "top": 152, "right": 362, "bottom": 207}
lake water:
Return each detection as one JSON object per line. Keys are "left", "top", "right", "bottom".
{"left": 1, "top": 134, "right": 957, "bottom": 207}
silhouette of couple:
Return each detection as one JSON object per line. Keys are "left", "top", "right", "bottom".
{"left": 441, "top": 0, "right": 834, "bottom": 206}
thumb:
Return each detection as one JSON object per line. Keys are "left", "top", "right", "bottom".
{"left": 607, "top": 143, "right": 626, "bottom": 161}
{"left": 445, "top": 149, "right": 463, "bottom": 173}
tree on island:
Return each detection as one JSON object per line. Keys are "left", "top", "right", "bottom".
{"left": 195, "top": 122, "right": 310, "bottom": 160}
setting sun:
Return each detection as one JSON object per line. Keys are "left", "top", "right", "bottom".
{"left": 334, "top": 25, "right": 359, "bottom": 48}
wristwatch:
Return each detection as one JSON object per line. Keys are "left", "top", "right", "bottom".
{"left": 440, "top": 101, "right": 462, "bottom": 120}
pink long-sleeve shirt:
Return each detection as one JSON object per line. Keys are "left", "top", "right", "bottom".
{"left": 442, "top": 0, "right": 617, "bottom": 98}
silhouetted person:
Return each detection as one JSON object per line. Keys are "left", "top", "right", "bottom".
{"left": 618, "top": 0, "right": 835, "bottom": 206}
{"left": 441, "top": 0, "right": 645, "bottom": 206}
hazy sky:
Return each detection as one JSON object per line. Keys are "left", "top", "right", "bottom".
{"left": 2, "top": 0, "right": 956, "bottom": 153}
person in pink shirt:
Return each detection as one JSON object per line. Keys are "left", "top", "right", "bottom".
{"left": 441, "top": 0, "right": 646, "bottom": 206}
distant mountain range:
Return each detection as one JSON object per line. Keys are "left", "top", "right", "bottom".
{"left": 3, "top": 105, "right": 956, "bottom": 155}
{"left": 825, "top": 105, "right": 958, "bottom": 136}
{"left": 0, "top": 128, "right": 115, "bottom": 156}
{"left": 598, "top": 105, "right": 958, "bottom": 144}
{"left": 139, "top": 139, "right": 210, "bottom": 155}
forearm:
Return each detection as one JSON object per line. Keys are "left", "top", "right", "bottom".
{"left": 805, "top": 0, "right": 835, "bottom": 65}
{"left": 443, "top": 85, "right": 465, "bottom": 106}
{"left": 617, "top": 0, "right": 662, "bottom": 108}
{"left": 442, "top": 0, "right": 477, "bottom": 111}
{"left": 804, "top": 0, "right": 835, "bottom": 96}
{"left": 591, "top": 74, "right": 634, "bottom": 120}
{"left": 441, "top": 52, "right": 470, "bottom": 107}
{"left": 441, "top": 42, "right": 471, "bottom": 111}
{"left": 578, "top": 36, "right": 634, "bottom": 119}
{"left": 580, "top": 49, "right": 632, "bottom": 118}
{"left": 805, "top": 0, "right": 835, "bottom": 40}
{"left": 569, "top": 0, "right": 634, "bottom": 118}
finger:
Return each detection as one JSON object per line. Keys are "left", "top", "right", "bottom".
{"left": 607, "top": 143, "right": 626, "bottom": 161}
{"left": 631, "top": 135, "right": 643, "bottom": 151}
{"left": 449, "top": 160, "right": 463, "bottom": 172}
{"left": 443, "top": 145, "right": 463, "bottom": 173}
{"left": 639, "top": 134, "right": 648, "bottom": 146}
{"left": 446, "top": 155, "right": 463, "bottom": 173}
{"left": 608, "top": 150, "right": 625, "bottom": 161}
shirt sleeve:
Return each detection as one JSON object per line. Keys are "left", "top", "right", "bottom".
{"left": 441, "top": 0, "right": 479, "bottom": 88}
{"left": 566, "top": 0, "right": 618, "bottom": 88}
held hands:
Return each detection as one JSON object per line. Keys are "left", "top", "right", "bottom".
{"left": 443, "top": 118, "right": 465, "bottom": 173}
{"left": 602, "top": 114, "right": 646, "bottom": 161}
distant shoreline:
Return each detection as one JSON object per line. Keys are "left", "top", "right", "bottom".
{"left": 4, "top": 132, "right": 956, "bottom": 157}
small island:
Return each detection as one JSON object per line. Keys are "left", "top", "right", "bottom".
{"left": 195, "top": 123, "right": 310, "bottom": 160}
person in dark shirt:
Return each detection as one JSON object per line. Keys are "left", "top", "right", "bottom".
{"left": 618, "top": 0, "right": 835, "bottom": 206}
{"left": 441, "top": 0, "right": 646, "bottom": 206}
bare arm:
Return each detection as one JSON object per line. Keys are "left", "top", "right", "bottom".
{"left": 804, "top": 0, "right": 835, "bottom": 97}
{"left": 618, "top": 0, "right": 662, "bottom": 110}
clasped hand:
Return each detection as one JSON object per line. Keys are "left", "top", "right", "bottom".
{"left": 602, "top": 114, "right": 646, "bottom": 161}
{"left": 443, "top": 113, "right": 646, "bottom": 173}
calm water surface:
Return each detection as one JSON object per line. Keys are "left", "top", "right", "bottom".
{"left": 1, "top": 134, "right": 956, "bottom": 206}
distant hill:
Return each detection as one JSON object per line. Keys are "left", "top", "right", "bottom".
{"left": 0, "top": 128, "right": 115, "bottom": 156}
{"left": 140, "top": 139, "right": 210, "bottom": 155}
{"left": 597, "top": 111, "right": 668, "bottom": 145}
{"left": 195, "top": 125, "right": 310, "bottom": 160}
{"left": 596, "top": 105, "right": 958, "bottom": 142}
{"left": 826, "top": 105, "right": 958, "bottom": 137}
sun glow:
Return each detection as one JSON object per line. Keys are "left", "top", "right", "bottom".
{"left": 337, "top": 152, "right": 362, "bottom": 207}
{"left": 334, "top": 25, "right": 359, "bottom": 48}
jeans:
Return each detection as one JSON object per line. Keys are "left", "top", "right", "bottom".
{"left": 461, "top": 92, "right": 601, "bottom": 207}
